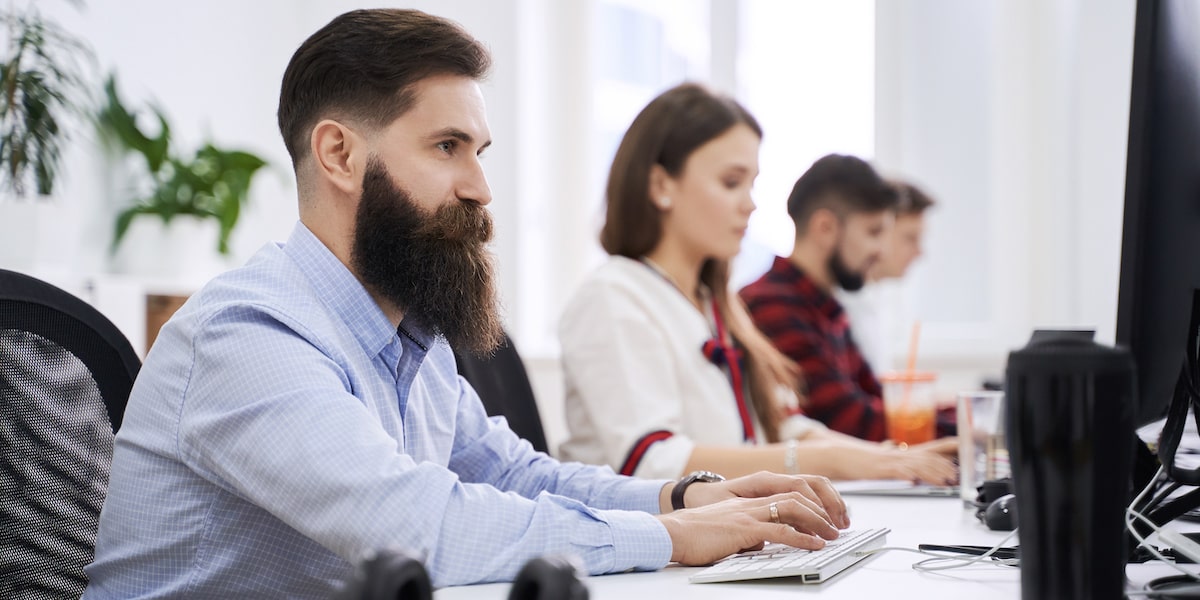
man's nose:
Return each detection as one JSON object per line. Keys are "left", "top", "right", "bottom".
{"left": 458, "top": 159, "right": 492, "bottom": 206}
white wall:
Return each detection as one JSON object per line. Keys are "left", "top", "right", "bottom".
{"left": 875, "top": 0, "right": 1136, "bottom": 393}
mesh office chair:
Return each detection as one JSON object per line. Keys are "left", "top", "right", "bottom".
{"left": 454, "top": 333, "right": 550, "bottom": 454}
{"left": 0, "top": 269, "right": 141, "bottom": 600}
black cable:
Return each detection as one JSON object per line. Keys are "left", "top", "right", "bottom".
{"left": 917, "top": 544, "right": 1019, "bottom": 561}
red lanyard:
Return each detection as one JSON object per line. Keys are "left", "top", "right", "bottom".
{"left": 638, "top": 259, "right": 757, "bottom": 442}
{"left": 710, "top": 298, "right": 756, "bottom": 443}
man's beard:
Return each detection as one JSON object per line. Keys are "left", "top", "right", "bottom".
{"left": 829, "top": 242, "right": 868, "bottom": 292}
{"left": 351, "top": 158, "right": 504, "bottom": 356}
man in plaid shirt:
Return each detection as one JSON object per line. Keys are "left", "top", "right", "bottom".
{"left": 741, "top": 154, "right": 898, "bottom": 441}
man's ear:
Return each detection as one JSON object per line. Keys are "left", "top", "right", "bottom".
{"left": 311, "top": 119, "right": 365, "bottom": 197}
{"left": 647, "top": 164, "right": 675, "bottom": 211}
{"left": 809, "top": 207, "right": 841, "bottom": 252}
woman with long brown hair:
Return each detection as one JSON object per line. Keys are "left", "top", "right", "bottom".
{"left": 557, "top": 82, "right": 955, "bottom": 482}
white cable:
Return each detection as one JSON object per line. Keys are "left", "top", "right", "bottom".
{"left": 855, "top": 528, "right": 1020, "bottom": 572}
{"left": 1128, "top": 508, "right": 1184, "bottom": 566}
{"left": 1131, "top": 465, "right": 1168, "bottom": 519}
{"left": 1127, "top": 505, "right": 1199, "bottom": 580}
{"left": 910, "top": 528, "right": 1020, "bottom": 572}
{"left": 1124, "top": 463, "right": 1200, "bottom": 595}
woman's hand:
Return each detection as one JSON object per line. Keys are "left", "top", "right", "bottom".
{"left": 863, "top": 445, "right": 957, "bottom": 485}
{"left": 815, "top": 442, "right": 957, "bottom": 485}
{"left": 911, "top": 437, "right": 959, "bottom": 457}
{"left": 728, "top": 295, "right": 806, "bottom": 413}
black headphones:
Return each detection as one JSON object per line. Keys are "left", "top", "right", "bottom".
{"left": 508, "top": 556, "right": 589, "bottom": 600}
{"left": 338, "top": 548, "right": 432, "bottom": 600}
{"left": 339, "top": 551, "right": 588, "bottom": 600}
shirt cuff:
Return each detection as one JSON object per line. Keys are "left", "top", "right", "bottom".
{"left": 619, "top": 476, "right": 674, "bottom": 514}
{"left": 599, "top": 509, "right": 673, "bottom": 572}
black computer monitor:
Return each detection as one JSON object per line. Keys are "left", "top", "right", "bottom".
{"left": 1115, "top": 0, "right": 1200, "bottom": 428}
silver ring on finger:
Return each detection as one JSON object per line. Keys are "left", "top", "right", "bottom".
{"left": 769, "top": 501, "right": 780, "bottom": 524}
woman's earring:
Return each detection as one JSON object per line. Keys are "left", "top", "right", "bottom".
{"left": 658, "top": 196, "right": 672, "bottom": 209}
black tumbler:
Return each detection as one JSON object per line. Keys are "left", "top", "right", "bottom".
{"left": 1005, "top": 331, "right": 1136, "bottom": 600}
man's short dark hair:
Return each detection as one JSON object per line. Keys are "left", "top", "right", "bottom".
{"left": 890, "top": 179, "right": 936, "bottom": 216}
{"left": 786, "top": 154, "right": 897, "bottom": 232}
{"left": 277, "top": 9, "right": 491, "bottom": 168}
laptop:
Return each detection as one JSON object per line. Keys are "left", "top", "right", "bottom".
{"left": 689, "top": 527, "right": 889, "bottom": 584}
{"left": 833, "top": 479, "right": 959, "bottom": 497}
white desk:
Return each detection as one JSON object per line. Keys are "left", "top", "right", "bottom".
{"left": 436, "top": 495, "right": 1021, "bottom": 599}
{"left": 435, "top": 494, "right": 1200, "bottom": 598}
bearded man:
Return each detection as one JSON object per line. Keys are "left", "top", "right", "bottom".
{"left": 741, "top": 154, "right": 900, "bottom": 441}
{"left": 84, "top": 9, "right": 848, "bottom": 598}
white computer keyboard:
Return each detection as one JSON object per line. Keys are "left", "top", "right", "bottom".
{"left": 689, "top": 527, "right": 890, "bottom": 584}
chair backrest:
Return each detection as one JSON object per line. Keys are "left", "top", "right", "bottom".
{"left": 454, "top": 333, "right": 550, "bottom": 454}
{"left": 0, "top": 269, "right": 141, "bottom": 599}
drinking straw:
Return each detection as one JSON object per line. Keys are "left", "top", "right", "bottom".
{"left": 901, "top": 320, "right": 922, "bottom": 410}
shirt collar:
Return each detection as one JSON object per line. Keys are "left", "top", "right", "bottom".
{"left": 282, "top": 222, "right": 398, "bottom": 357}
{"left": 769, "top": 255, "right": 844, "bottom": 320}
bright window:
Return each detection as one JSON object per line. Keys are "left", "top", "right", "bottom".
{"left": 732, "top": 0, "right": 876, "bottom": 289}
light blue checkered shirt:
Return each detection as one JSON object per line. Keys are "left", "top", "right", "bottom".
{"left": 83, "top": 222, "right": 672, "bottom": 598}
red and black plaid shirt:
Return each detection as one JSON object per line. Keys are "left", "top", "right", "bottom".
{"left": 740, "top": 256, "right": 886, "bottom": 441}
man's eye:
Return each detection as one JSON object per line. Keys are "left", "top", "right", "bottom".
{"left": 437, "top": 140, "right": 456, "bottom": 153}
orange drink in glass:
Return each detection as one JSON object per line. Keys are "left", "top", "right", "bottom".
{"left": 879, "top": 371, "right": 937, "bottom": 445}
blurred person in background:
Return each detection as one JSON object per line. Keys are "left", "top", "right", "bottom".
{"left": 558, "top": 85, "right": 956, "bottom": 487}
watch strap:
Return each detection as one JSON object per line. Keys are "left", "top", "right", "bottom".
{"left": 670, "top": 470, "right": 725, "bottom": 510}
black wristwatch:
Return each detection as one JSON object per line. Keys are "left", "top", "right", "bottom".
{"left": 670, "top": 470, "right": 726, "bottom": 510}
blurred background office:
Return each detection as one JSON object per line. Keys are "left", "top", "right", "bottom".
{"left": 2, "top": 0, "right": 1134, "bottom": 451}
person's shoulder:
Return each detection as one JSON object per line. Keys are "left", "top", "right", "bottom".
{"left": 560, "top": 256, "right": 671, "bottom": 333}
{"left": 186, "top": 244, "right": 326, "bottom": 332}
{"left": 589, "top": 255, "right": 652, "bottom": 285}
{"left": 740, "top": 262, "right": 823, "bottom": 327}
{"left": 740, "top": 269, "right": 792, "bottom": 303}
{"left": 569, "top": 256, "right": 661, "bottom": 303}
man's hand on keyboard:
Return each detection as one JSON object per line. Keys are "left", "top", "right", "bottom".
{"left": 683, "top": 471, "right": 849, "bottom": 529}
{"left": 656, "top": 488, "right": 846, "bottom": 566}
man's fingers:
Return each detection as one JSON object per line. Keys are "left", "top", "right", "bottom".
{"left": 775, "top": 492, "right": 832, "bottom": 528}
{"left": 724, "top": 471, "right": 849, "bottom": 528}
{"left": 762, "top": 476, "right": 849, "bottom": 531}
{"left": 771, "top": 496, "right": 839, "bottom": 540}
{"left": 798, "top": 476, "right": 849, "bottom": 528}
{"left": 764, "top": 525, "right": 827, "bottom": 551}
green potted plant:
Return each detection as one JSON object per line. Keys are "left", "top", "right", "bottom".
{"left": 98, "top": 75, "right": 268, "bottom": 257}
{"left": 0, "top": 2, "right": 88, "bottom": 198}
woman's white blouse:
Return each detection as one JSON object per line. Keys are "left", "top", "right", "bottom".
{"left": 557, "top": 256, "right": 759, "bottom": 479}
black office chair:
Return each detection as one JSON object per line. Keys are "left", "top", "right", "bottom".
{"left": 0, "top": 269, "right": 141, "bottom": 599}
{"left": 454, "top": 333, "right": 550, "bottom": 454}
